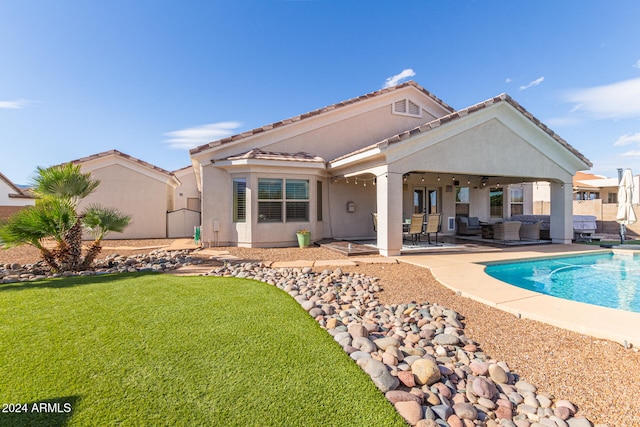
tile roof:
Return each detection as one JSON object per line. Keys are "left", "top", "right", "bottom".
{"left": 0, "top": 171, "right": 33, "bottom": 198}
{"left": 190, "top": 81, "right": 454, "bottom": 155}
{"left": 330, "top": 94, "right": 592, "bottom": 167}
{"left": 221, "top": 148, "right": 324, "bottom": 163}
{"left": 69, "top": 149, "right": 175, "bottom": 176}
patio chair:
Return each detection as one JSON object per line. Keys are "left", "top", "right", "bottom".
{"left": 403, "top": 213, "right": 424, "bottom": 245}
{"left": 493, "top": 221, "right": 521, "bottom": 242}
{"left": 456, "top": 216, "right": 482, "bottom": 235}
{"left": 424, "top": 213, "right": 442, "bottom": 245}
{"left": 372, "top": 212, "right": 377, "bottom": 233}
{"left": 519, "top": 221, "right": 541, "bottom": 241}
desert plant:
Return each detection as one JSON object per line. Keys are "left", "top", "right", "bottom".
{"left": 81, "top": 204, "right": 131, "bottom": 268}
{"left": 30, "top": 163, "right": 100, "bottom": 270}
{"left": 0, "top": 163, "right": 130, "bottom": 271}
{"left": 0, "top": 198, "right": 76, "bottom": 270}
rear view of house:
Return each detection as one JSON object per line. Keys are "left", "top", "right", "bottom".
{"left": 190, "top": 81, "right": 592, "bottom": 255}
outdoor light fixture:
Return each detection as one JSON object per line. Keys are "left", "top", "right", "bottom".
{"left": 421, "top": 175, "right": 424, "bottom": 182}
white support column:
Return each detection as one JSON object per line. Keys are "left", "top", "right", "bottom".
{"left": 550, "top": 182, "right": 573, "bottom": 244}
{"left": 377, "top": 171, "right": 403, "bottom": 256}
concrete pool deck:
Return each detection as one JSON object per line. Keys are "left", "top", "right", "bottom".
{"left": 400, "top": 244, "right": 640, "bottom": 348}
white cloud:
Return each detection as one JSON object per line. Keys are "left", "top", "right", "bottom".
{"left": 0, "top": 99, "right": 28, "bottom": 109}
{"left": 164, "top": 121, "right": 242, "bottom": 149}
{"left": 383, "top": 69, "right": 416, "bottom": 88}
{"left": 505, "top": 78, "right": 513, "bottom": 83}
{"left": 563, "top": 77, "right": 640, "bottom": 119}
{"left": 634, "top": 59, "right": 640, "bottom": 69}
{"left": 519, "top": 76, "right": 544, "bottom": 91}
{"left": 614, "top": 132, "right": 640, "bottom": 146}
{"left": 622, "top": 150, "right": 640, "bottom": 157}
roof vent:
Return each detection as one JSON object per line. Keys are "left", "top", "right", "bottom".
{"left": 392, "top": 99, "right": 422, "bottom": 118}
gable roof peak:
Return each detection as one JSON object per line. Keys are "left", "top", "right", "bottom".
{"left": 69, "top": 149, "right": 174, "bottom": 176}
{"left": 189, "top": 81, "right": 454, "bottom": 156}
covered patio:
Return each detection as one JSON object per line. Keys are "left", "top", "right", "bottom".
{"left": 328, "top": 94, "right": 592, "bottom": 256}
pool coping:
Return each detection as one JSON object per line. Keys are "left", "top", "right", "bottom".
{"left": 399, "top": 244, "right": 640, "bottom": 348}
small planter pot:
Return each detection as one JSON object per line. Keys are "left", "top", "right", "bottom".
{"left": 296, "top": 232, "right": 311, "bottom": 248}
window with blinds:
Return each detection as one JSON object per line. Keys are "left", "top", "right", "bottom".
{"left": 257, "top": 178, "right": 309, "bottom": 222}
{"left": 285, "top": 179, "right": 309, "bottom": 222}
{"left": 233, "top": 178, "right": 246, "bottom": 222}
{"left": 392, "top": 99, "right": 422, "bottom": 118}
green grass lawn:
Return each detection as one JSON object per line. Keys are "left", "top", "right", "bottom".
{"left": 0, "top": 273, "right": 405, "bottom": 427}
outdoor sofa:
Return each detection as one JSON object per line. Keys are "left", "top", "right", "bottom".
{"left": 456, "top": 216, "right": 482, "bottom": 235}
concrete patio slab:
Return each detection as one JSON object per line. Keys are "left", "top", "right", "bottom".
{"left": 271, "top": 260, "right": 315, "bottom": 268}
{"left": 314, "top": 259, "right": 358, "bottom": 267}
{"left": 350, "top": 257, "right": 399, "bottom": 264}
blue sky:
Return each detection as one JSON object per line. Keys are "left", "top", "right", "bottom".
{"left": 1, "top": 1, "right": 640, "bottom": 185}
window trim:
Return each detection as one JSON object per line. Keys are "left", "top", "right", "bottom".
{"left": 257, "top": 178, "right": 310, "bottom": 223}
{"left": 232, "top": 178, "right": 246, "bottom": 223}
{"left": 510, "top": 187, "right": 524, "bottom": 216}
{"left": 489, "top": 187, "right": 504, "bottom": 218}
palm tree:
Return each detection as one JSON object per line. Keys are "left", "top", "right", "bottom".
{"left": 1, "top": 163, "right": 131, "bottom": 272}
{"left": 0, "top": 199, "right": 76, "bottom": 271}
{"left": 81, "top": 205, "right": 131, "bottom": 268}
{"left": 30, "top": 163, "right": 100, "bottom": 270}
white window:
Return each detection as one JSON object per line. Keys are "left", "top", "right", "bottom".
{"left": 510, "top": 187, "right": 524, "bottom": 216}
{"left": 392, "top": 99, "right": 422, "bottom": 118}
{"left": 257, "top": 178, "right": 309, "bottom": 223}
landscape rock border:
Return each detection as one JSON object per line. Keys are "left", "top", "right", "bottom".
{"left": 208, "top": 261, "right": 604, "bottom": 427}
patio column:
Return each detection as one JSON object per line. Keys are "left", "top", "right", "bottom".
{"left": 550, "top": 182, "right": 573, "bottom": 244}
{"left": 377, "top": 171, "right": 403, "bottom": 256}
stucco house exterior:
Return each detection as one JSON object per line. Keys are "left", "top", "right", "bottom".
{"left": 190, "top": 81, "right": 592, "bottom": 256}
{"left": 0, "top": 171, "right": 35, "bottom": 221}
{"left": 70, "top": 150, "right": 198, "bottom": 239}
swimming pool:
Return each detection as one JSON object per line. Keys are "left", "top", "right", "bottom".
{"left": 483, "top": 252, "right": 640, "bottom": 314}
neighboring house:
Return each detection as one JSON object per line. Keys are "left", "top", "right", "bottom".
{"left": 190, "top": 81, "right": 591, "bottom": 256}
{"left": 70, "top": 150, "right": 198, "bottom": 239}
{"left": 571, "top": 171, "right": 640, "bottom": 236}
{"left": 0, "top": 171, "right": 35, "bottom": 221}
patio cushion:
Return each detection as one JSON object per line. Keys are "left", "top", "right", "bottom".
{"left": 468, "top": 217, "right": 480, "bottom": 228}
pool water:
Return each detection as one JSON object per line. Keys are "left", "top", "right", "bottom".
{"left": 483, "top": 252, "right": 640, "bottom": 313}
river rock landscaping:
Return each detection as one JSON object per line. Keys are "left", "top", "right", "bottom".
{"left": 208, "top": 261, "right": 602, "bottom": 427}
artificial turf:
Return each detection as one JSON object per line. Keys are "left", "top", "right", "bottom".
{"left": 0, "top": 273, "right": 406, "bottom": 426}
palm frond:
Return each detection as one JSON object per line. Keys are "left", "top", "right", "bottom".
{"left": 31, "top": 163, "right": 100, "bottom": 206}
{"left": 82, "top": 204, "right": 131, "bottom": 241}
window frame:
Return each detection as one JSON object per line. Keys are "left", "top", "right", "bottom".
{"left": 455, "top": 187, "right": 470, "bottom": 217}
{"left": 510, "top": 187, "right": 524, "bottom": 216}
{"left": 256, "top": 178, "right": 310, "bottom": 223}
{"left": 232, "top": 178, "right": 246, "bottom": 223}
{"left": 489, "top": 187, "right": 504, "bottom": 218}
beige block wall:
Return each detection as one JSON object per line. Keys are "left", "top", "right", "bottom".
{"left": 173, "top": 168, "right": 201, "bottom": 211}
{"left": 574, "top": 200, "right": 640, "bottom": 237}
